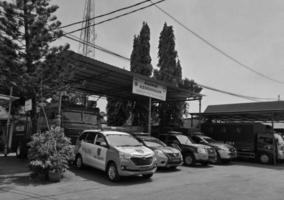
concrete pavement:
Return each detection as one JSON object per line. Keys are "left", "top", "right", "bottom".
{"left": 1, "top": 156, "right": 284, "bottom": 200}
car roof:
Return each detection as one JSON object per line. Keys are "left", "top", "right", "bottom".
{"left": 82, "top": 130, "right": 131, "bottom": 136}
{"left": 137, "top": 135, "right": 160, "bottom": 141}
{"left": 160, "top": 132, "right": 183, "bottom": 136}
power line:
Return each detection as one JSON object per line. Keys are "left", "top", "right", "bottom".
{"left": 64, "top": 34, "right": 130, "bottom": 61}
{"left": 156, "top": 70, "right": 276, "bottom": 101}
{"left": 150, "top": 0, "right": 284, "bottom": 85}
{"left": 62, "top": 0, "right": 165, "bottom": 36}
{"left": 64, "top": 34, "right": 275, "bottom": 101}
{"left": 60, "top": 0, "right": 152, "bottom": 29}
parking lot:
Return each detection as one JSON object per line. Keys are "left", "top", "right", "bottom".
{"left": 1, "top": 156, "right": 284, "bottom": 200}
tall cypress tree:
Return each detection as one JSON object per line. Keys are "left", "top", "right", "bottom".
{"left": 106, "top": 22, "right": 153, "bottom": 127}
{"left": 130, "top": 22, "right": 152, "bottom": 126}
{"left": 155, "top": 23, "right": 183, "bottom": 127}
{"left": 0, "top": 0, "right": 72, "bottom": 133}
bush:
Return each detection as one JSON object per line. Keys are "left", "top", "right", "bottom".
{"left": 27, "top": 127, "right": 74, "bottom": 180}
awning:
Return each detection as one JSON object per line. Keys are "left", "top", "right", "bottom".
{"left": 191, "top": 101, "right": 284, "bottom": 122}
{"left": 63, "top": 51, "right": 202, "bottom": 102}
{"left": 0, "top": 94, "right": 19, "bottom": 106}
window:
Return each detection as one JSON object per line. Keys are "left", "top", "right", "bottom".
{"left": 85, "top": 132, "right": 96, "bottom": 144}
{"left": 258, "top": 136, "right": 273, "bottom": 145}
{"left": 63, "top": 111, "right": 82, "bottom": 122}
{"left": 78, "top": 132, "right": 88, "bottom": 141}
{"left": 95, "top": 134, "right": 107, "bottom": 147}
{"left": 83, "top": 113, "right": 97, "bottom": 124}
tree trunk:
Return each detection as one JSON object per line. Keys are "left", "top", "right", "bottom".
{"left": 31, "top": 96, "right": 38, "bottom": 135}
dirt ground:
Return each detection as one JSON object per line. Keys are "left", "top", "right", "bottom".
{"left": 1, "top": 155, "right": 284, "bottom": 200}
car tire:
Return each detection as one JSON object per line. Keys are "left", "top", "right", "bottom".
{"left": 107, "top": 162, "right": 120, "bottom": 182}
{"left": 259, "top": 153, "right": 271, "bottom": 164}
{"left": 169, "top": 166, "right": 177, "bottom": 170}
{"left": 75, "top": 154, "right": 84, "bottom": 169}
{"left": 201, "top": 162, "right": 209, "bottom": 166}
{"left": 142, "top": 173, "right": 153, "bottom": 179}
{"left": 184, "top": 154, "right": 195, "bottom": 166}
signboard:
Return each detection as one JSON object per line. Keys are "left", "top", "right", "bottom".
{"left": 132, "top": 77, "right": 167, "bottom": 101}
{"left": 25, "top": 99, "right": 32, "bottom": 112}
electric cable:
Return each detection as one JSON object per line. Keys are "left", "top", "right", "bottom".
{"left": 60, "top": 0, "right": 153, "bottom": 29}
{"left": 62, "top": 0, "right": 165, "bottom": 36}
{"left": 149, "top": 0, "right": 284, "bottom": 85}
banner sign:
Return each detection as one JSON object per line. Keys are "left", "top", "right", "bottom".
{"left": 132, "top": 77, "right": 167, "bottom": 101}
{"left": 25, "top": 99, "right": 32, "bottom": 112}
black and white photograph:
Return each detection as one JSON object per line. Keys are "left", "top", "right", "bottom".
{"left": 1, "top": 0, "right": 284, "bottom": 200}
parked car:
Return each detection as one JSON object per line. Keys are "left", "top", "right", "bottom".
{"left": 133, "top": 133, "right": 183, "bottom": 169}
{"left": 74, "top": 130, "right": 157, "bottom": 181}
{"left": 190, "top": 133, "right": 237, "bottom": 163}
{"left": 159, "top": 131, "right": 216, "bottom": 166}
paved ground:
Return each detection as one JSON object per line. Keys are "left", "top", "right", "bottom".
{"left": 1, "top": 156, "right": 284, "bottom": 200}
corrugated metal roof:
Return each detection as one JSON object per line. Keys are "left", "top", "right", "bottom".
{"left": 64, "top": 51, "right": 202, "bottom": 102}
{"left": 204, "top": 101, "right": 284, "bottom": 113}
{"left": 192, "top": 101, "right": 284, "bottom": 122}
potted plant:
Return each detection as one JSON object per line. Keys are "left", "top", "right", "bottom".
{"left": 28, "top": 126, "right": 74, "bottom": 182}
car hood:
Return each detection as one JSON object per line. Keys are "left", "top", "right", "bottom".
{"left": 210, "top": 142, "right": 233, "bottom": 149}
{"left": 115, "top": 146, "right": 154, "bottom": 157}
{"left": 153, "top": 146, "right": 180, "bottom": 154}
{"left": 182, "top": 143, "right": 209, "bottom": 149}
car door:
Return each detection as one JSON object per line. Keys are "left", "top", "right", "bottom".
{"left": 83, "top": 132, "right": 97, "bottom": 167}
{"left": 93, "top": 133, "right": 108, "bottom": 171}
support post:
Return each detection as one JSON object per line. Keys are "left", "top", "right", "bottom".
{"left": 148, "top": 97, "right": 152, "bottom": 134}
{"left": 4, "top": 87, "right": 13, "bottom": 157}
{"left": 198, "top": 98, "right": 202, "bottom": 128}
{"left": 272, "top": 120, "right": 277, "bottom": 165}
{"left": 57, "top": 92, "right": 63, "bottom": 128}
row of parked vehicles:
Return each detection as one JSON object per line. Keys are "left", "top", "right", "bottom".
{"left": 73, "top": 129, "right": 237, "bottom": 182}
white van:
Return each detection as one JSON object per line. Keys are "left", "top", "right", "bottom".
{"left": 74, "top": 130, "right": 157, "bottom": 181}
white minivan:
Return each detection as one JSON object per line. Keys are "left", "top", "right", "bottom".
{"left": 74, "top": 130, "right": 157, "bottom": 181}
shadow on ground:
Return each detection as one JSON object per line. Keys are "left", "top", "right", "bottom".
{"left": 231, "top": 159, "right": 284, "bottom": 170}
{"left": 0, "top": 156, "right": 54, "bottom": 189}
{"left": 68, "top": 165, "right": 154, "bottom": 186}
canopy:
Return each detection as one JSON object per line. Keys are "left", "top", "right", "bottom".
{"left": 63, "top": 51, "right": 202, "bottom": 102}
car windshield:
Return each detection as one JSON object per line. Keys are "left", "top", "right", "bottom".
{"left": 106, "top": 134, "right": 142, "bottom": 147}
{"left": 176, "top": 135, "right": 193, "bottom": 145}
{"left": 143, "top": 139, "right": 166, "bottom": 148}
{"left": 274, "top": 134, "right": 284, "bottom": 145}
{"left": 203, "top": 137, "right": 217, "bottom": 143}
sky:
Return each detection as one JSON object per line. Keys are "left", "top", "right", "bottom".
{"left": 52, "top": 0, "right": 284, "bottom": 113}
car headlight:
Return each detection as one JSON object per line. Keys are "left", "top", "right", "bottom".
{"left": 155, "top": 150, "right": 167, "bottom": 158}
{"left": 197, "top": 147, "right": 207, "bottom": 154}
{"left": 217, "top": 146, "right": 229, "bottom": 151}
{"left": 119, "top": 152, "right": 131, "bottom": 161}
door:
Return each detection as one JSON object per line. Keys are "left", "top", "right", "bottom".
{"left": 93, "top": 133, "right": 108, "bottom": 170}
{"left": 83, "top": 132, "right": 97, "bottom": 167}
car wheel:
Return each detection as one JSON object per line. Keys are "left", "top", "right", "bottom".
{"left": 75, "top": 155, "right": 84, "bottom": 169}
{"left": 107, "top": 163, "right": 120, "bottom": 182}
{"left": 184, "top": 154, "right": 195, "bottom": 166}
{"left": 142, "top": 173, "right": 153, "bottom": 179}
{"left": 259, "top": 153, "right": 271, "bottom": 164}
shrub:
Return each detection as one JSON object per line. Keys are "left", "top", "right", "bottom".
{"left": 27, "top": 127, "right": 74, "bottom": 180}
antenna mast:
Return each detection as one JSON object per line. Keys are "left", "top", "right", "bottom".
{"left": 79, "top": 0, "right": 96, "bottom": 57}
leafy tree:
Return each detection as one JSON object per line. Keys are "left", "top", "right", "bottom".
{"left": 130, "top": 22, "right": 152, "bottom": 126}
{"left": 0, "top": 0, "right": 72, "bottom": 133}
{"left": 106, "top": 22, "right": 153, "bottom": 126}
{"left": 106, "top": 97, "right": 131, "bottom": 126}
{"left": 131, "top": 22, "right": 152, "bottom": 76}
{"left": 154, "top": 23, "right": 184, "bottom": 127}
